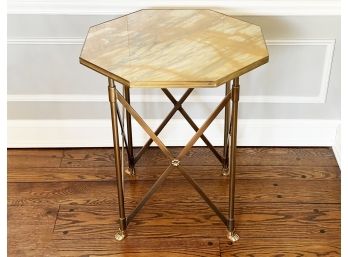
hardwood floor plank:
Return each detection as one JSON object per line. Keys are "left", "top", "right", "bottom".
{"left": 54, "top": 238, "right": 220, "bottom": 257}
{"left": 8, "top": 205, "right": 59, "bottom": 257}
{"left": 194, "top": 178, "right": 340, "bottom": 204}
{"left": 56, "top": 249, "right": 220, "bottom": 257}
{"left": 8, "top": 167, "right": 117, "bottom": 183}
{"left": 8, "top": 225, "right": 58, "bottom": 257}
{"left": 234, "top": 147, "right": 337, "bottom": 167}
{"left": 8, "top": 165, "right": 340, "bottom": 183}
{"left": 220, "top": 238, "right": 340, "bottom": 257}
{"left": 8, "top": 205, "right": 58, "bottom": 225}
{"left": 53, "top": 203, "right": 339, "bottom": 240}
{"left": 8, "top": 177, "right": 340, "bottom": 206}
{"left": 7, "top": 149, "right": 63, "bottom": 169}
{"left": 59, "top": 147, "right": 338, "bottom": 168}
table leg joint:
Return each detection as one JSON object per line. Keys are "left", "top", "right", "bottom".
{"left": 171, "top": 159, "right": 180, "bottom": 167}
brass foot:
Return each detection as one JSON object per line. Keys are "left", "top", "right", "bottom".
{"left": 125, "top": 167, "right": 136, "bottom": 176}
{"left": 227, "top": 230, "right": 239, "bottom": 243}
{"left": 221, "top": 167, "right": 229, "bottom": 176}
{"left": 115, "top": 229, "right": 127, "bottom": 241}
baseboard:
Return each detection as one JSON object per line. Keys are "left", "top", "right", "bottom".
{"left": 332, "top": 124, "right": 341, "bottom": 168}
{"left": 7, "top": 119, "right": 340, "bottom": 148}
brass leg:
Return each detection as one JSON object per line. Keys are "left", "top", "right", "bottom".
{"left": 227, "top": 78, "right": 240, "bottom": 243}
{"left": 222, "top": 81, "right": 231, "bottom": 176}
{"left": 124, "top": 86, "right": 135, "bottom": 176}
{"left": 108, "top": 78, "right": 127, "bottom": 241}
{"left": 109, "top": 86, "right": 238, "bottom": 241}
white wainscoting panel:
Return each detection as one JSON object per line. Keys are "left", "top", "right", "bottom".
{"left": 8, "top": 119, "right": 340, "bottom": 148}
{"left": 241, "top": 40, "right": 335, "bottom": 103}
{"left": 7, "top": 38, "right": 335, "bottom": 104}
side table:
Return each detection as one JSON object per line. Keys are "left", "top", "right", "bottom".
{"left": 80, "top": 9, "right": 269, "bottom": 242}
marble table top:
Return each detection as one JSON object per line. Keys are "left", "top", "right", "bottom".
{"left": 80, "top": 9, "right": 269, "bottom": 88}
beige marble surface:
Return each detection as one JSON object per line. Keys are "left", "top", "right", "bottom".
{"left": 80, "top": 9, "right": 269, "bottom": 88}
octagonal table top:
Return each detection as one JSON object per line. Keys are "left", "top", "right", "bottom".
{"left": 80, "top": 9, "right": 269, "bottom": 88}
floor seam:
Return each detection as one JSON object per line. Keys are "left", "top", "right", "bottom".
{"left": 52, "top": 204, "right": 61, "bottom": 233}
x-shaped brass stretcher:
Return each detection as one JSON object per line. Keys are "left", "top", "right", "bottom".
{"left": 107, "top": 77, "right": 240, "bottom": 242}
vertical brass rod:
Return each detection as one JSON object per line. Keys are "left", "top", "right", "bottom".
{"left": 108, "top": 78, "right": 127, "bottom": 234}
{"left": 124, "top": 86, "right": 135, "bottom": 174}
{"left": 134, "top": 88, "right": 194, "bottom": 163}
{"left": 227, "top": 77, "right": 240, "bottom": 242}
{"left": 162, "top": 89, "right": 224, "bottom": 164}
{"left": 223, "top": 81, "right": 231, "bottom": 168}
{"left": 177, "top": 91, "right": 231, "bottom": 160}
{"left": 116, "top": 107, "right": 130, "bottom": 157}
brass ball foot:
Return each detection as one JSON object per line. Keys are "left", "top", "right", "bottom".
{"left": 125, "top": 167, "right": 136, "bottom": 176}
{"left": 227, "top": 230, "right": 239, "bottom": 243}
{"left": 221, "top": 167, "right": 229, "bottom": 176}
{"left": 115, "top": 229, "right": 127, "bottom": 241}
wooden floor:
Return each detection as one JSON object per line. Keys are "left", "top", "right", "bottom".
{"left": 8, "top": 147, "right": 340, "bottom": 256}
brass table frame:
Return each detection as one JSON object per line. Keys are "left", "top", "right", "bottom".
{"left": 108, "top": 77, "right": 240, "bottom": 242}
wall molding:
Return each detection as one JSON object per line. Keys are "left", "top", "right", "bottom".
{"left": 7, "top": 119, "right": 340, "bottom": 148}
{"left": 7, "top": 0, "right": 340, "bottom": 16}
{"left": 7, "top": 38, "right": 335, "bottom": 104}
{"left": 266, "top": 39, "right": 335, "bottom": 104}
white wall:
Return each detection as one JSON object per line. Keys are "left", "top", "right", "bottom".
{"left": 7, "top": 1, "right": 341, "bottom": 153}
